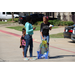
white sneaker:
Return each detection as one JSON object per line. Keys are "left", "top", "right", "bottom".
{"left": 24, "top": 57, "right": 29, "bottom": 60}
{"left": 29, "top": 57, "right": 37, "bottom": 60}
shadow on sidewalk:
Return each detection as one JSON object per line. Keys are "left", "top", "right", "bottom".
{"left": 31, "top": 55, "right": 75, "bottom": 59}
{"left": 48, "top": 55, "right": 75, "bottom": 59}
{"left": 68, "top": 41, "right": 75, "bottom": 43}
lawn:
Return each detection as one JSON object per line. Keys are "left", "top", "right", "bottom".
{"left": 0, "top": 21, "right": 12, "bottom": 24}
{"left": 7, "top": 25, "right": 58, "bottom": 31}
{"left": 7, "top": 26, "right": 24, "bottom": 31}
{"left": 50, "top": 33, "right": 64, "bottom": 38}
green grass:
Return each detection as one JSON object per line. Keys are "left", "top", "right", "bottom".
{"left": 0, "top": 21, "right": 12, "bottom": 24}
{"left": 7, "top": 25, "right": 58, "bottom": 31}
{"left": 50, "top": 33, "right": 64, "bottom": 38}
{"left": 7, "top": 26, "right": 24, "bottom": 31}
{"left": 7, "top": 26, "right": 40, "bottom": 31}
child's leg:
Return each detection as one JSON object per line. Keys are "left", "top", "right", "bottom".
{"left": 46, "top": 35, "right": 50, "bottom": 57}
{"left": 47, "top": 35, "right": 49, "bottom": 45}
{"left": 23, "top": 48, "right": 24, "bottom": 57}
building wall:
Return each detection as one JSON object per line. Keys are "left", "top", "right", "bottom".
{"left": 55, "top": 12, "right": 72, "bottom": 21}
{"left": 19, "top": 12, "right": 74, "bottom": 22}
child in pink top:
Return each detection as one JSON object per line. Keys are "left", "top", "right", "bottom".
{"left": 20, "top": 28, "right": 26, "bottom": 57}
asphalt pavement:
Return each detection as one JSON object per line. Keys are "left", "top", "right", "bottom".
{"left": 0, "top": 23, "right": 75, "bottom": 62}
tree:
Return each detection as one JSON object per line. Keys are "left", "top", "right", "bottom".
{"left": 11, "top": 12, "right": 14, "bottom": 22}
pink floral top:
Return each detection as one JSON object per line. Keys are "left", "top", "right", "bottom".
{"left": 21, "top": 35, "right": 26, "bottom": 48}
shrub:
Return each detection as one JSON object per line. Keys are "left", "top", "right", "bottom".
{"left": 67, "top": 21, "right": 74, "bottom": 26}
{"left": 62, "top": 21, "right": 74, "bottom": 26}
{"left": 52, "top": 19, "right": 60, "bottom": 25}
{"left": 48, "top": 19, "right": 60, "bottom": 25}
{"left": 34, "top": 19, "right": 74, "bottom": 26}
{"left": 54, "top": 21, "right": 74, "bottom": 26}
{"left": 48, "top": 20, "right": 53, "bottom": 25}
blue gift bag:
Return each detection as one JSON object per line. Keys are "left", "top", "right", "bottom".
{"left": 37, "top": 40, "right": 49, "bottom": 59}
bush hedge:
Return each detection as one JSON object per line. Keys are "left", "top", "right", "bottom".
{"left": 48, "top": 20, "right": 74, "bottom": 26}
{"left": 34, "top": 19, "right": 74, "bottom": 26}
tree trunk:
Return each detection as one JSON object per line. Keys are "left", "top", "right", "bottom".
{"left": 11, "top": 12, "right": 14, "bottom": 22}
{"left": 29, "top": 12, "right": 30, "bottom": 15}
{"left": 53, "top": 12, "right": 54, "bottom": 19}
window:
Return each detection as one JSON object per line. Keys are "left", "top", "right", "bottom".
{"left": 72, "top": 12, "right": 75, "bottom": 15}
{"left": 46, "top": 12, "right": 49, "bottom": 16}
{"left": 3, "top": 12, "right": 5, "bottom": 14}
{"left": 7, "top": 12, "right": 11, "bottom": 14}
{"left": 14, "top": 12, "right": 19, "bottom": 14}
{"left": 46, "top": 12, "right": 53, "bottom": 16}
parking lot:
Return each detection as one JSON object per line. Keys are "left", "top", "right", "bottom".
{"left": 0, "top": 33, "right": 75, "bottom": 62}
{"left": 0, "top": 25, "right": 75, "bottom": 62}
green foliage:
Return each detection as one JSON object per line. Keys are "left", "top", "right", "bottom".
{"left": 34, "top": 19, "right": 74, "bottom": 26}
{"left": 48, "top": 19, "right": 60, "bottom": 25}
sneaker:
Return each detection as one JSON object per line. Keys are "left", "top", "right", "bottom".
{"left": 29, "top": 57, "right": 37, "bottom": 60}
{"left": 24, "top": 57, "right": 29, "bottom": 60}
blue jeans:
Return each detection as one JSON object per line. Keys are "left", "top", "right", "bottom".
{"left": 24, "top": 35, "right": 33, "bottom": 57}
{"left": 41, "top": 35, "right": 49, "bottom": 44}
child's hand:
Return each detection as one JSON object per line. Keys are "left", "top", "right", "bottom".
{"left": 20, "top": 45, "right": 22, "bottom": 48}
{"left": 20, "top": 46, "right": 21, "bottom": 48}
{"left": 50, "top": 27, "right": 52, "bottom": 30}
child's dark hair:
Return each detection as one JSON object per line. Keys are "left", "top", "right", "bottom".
{"left": 22, "top": 28, "right": 26, "bottom": 33}
{"left": 26, "top": 16, "right": 32, "bottom": 22}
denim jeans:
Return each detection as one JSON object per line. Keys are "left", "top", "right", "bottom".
{"left": 41, "top": 35, "right": 49, "bottom": 44}
{"left": 24, "top": 35, "right": 33, "bottom": 57}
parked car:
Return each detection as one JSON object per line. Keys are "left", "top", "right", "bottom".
{"left": 18, "top": 16, "right": 26, "bottom": 25}
{"left": 0, "top": 12, "right": 19, "bottom": 20}
{"left": 71, "top": 27, "right": 75, "bottom": 42}
{"left": 64, "top": 25, "right": 75, "bottom": 38}
{"left": 18, "top": 14, "right": 44, "bottom": 25}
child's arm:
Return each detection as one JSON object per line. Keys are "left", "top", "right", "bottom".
{"left": 40, "top": 32, "right": 44, "bottom": 39}
{"left": 40, "top": 24, "right": 44, "bottom": 39}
